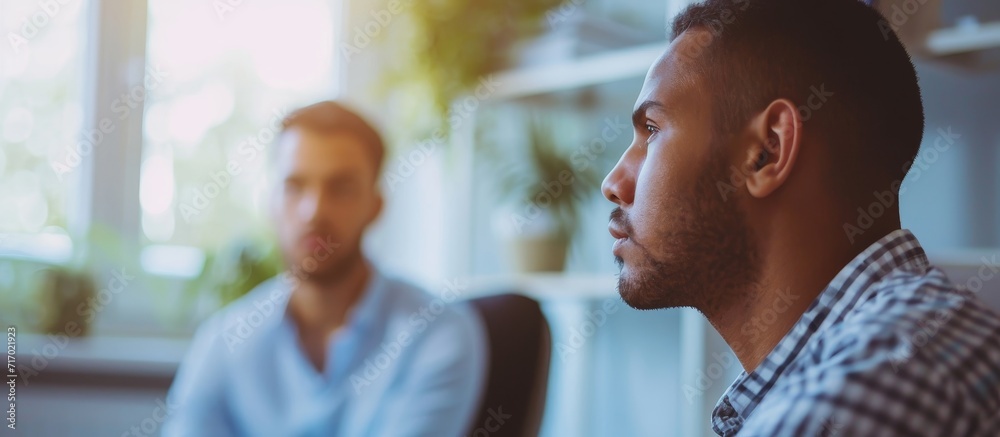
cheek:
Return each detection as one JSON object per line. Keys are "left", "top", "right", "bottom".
{"left": 327, "top": 197, "right": 374, "bottom": 227}
{"left": 631, "top": 148, "right": 678, "bottom": 236}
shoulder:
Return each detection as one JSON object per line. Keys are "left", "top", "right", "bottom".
{"left": 379, "top": 275, "right": 487, "bottom": 363}
{"left": 763, "top": 267, "right": 1000, "bottom": 434}
{"left": 826, "top": 266, "right": 1000, "bottom": 371}
{"left": 189, "top": 277, "right": 289, "bottom": 356}
{"left": 381, "top": 275, "right": 482, "bottom": 332}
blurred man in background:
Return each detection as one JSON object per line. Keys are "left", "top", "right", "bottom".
{"left": 602, "top": 0, "right": 1000, "bottom": 435}
{"left": 164, "top": 101, "right": 487, "bottom": 436}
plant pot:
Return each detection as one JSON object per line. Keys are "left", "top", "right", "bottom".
{"left": 37, "top": 268, "right": 95, "bottom": 337}
{"left": 505, "top": 233, "right": 569, "bottom": 273}
{"left": 493, "top": 206, "right": 571, "bottom": 273}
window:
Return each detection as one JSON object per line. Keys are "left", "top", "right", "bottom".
{"left": 1, "top": 0, "right": 342, "bottom": 331}
{"left": 0, "top": 0, "right": 88, "bottom": 261}
{"left": 140, "top": 0, "right": 339, "bottom": 255}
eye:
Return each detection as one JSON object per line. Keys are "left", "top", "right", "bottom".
{"left": 645, "top": 124, "right": 660, "bottom": 137}
{"left": 284, "top": 180, "right": 303, "bottom": 195}
{"left": 330, "top": 181, "right": 357, "bottom": 197}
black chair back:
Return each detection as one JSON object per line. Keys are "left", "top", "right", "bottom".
{"left": 467, "top": 294, "right": 551, "bottom": 437}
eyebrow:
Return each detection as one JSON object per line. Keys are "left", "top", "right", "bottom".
{"left": 631, "top": 100, "right": 667, "bottom": 127}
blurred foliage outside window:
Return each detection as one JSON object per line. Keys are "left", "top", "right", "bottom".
{"left": 141, "top": 0, "right": 337, "bottom": 250}
{"left": 0, "top": 0, "right": 87, "bottom": 327}
{"left": 1, "top": 0, "right": 340, "bottom": 331}
{"left": 0, "top": 0, "right": 85, "bottom": 242}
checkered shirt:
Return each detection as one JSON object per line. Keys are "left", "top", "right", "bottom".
{"left": 712, "top": 229, "right": 1000, "bottom": 436}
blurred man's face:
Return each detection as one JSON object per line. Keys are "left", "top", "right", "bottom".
{"left": 601, "top": 30, "right": 759, "bottom": 311}
{"left": 271, "top": 127, "right": 381, "bottom": 282}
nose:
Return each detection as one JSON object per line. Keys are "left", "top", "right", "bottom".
{"left": 297, "top": 190, "right": 322, "bottom": 224}
{"left": 602, "top": 146, "right": 637, "bottom": 206}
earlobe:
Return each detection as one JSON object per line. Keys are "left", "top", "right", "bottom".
{"left": 744, "top": 99, "right": 801, "bottom": 199}
{"left": 370, "top": 191, "right": 384, "bottom": 223}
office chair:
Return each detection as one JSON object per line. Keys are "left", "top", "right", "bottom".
{"left": 468, "top": 293, "right": 551, "bottom": 437}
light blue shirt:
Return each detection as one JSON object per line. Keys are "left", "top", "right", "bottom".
{"left": 163, "top": 267, "right": 488, "bottom": 437}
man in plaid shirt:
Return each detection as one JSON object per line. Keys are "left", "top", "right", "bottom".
{"left": 600, "top": 0, "right": 1000, "bottom": 435}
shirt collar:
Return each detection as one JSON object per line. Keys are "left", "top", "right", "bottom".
{"left": 340, "top": 262, "right": 389, "bottom": 335}
{"left": 278, "top": 260, "right": 389, "bottom": 337}
{"left": 713, "top": 229, "right": 930, "bottom": 428}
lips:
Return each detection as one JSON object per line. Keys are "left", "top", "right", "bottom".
{"left": 609, "top": 221, "right": 630, "bottom": 257}
{"left": 299, "top": 233, "right": 327, "bottom": 252}
{"left": 608, "top": 222, "right": 628, "bottom": 240}
{"left": 608, "top": 207, "right": 631, "bottom": 239}
{"left": 608, "top": 208, "right": 632, "bottom": 256}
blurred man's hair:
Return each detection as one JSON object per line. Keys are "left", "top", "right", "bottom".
{"left": 280, "top": 101, "right": 385, "bottom": 177}
{"left": 671, "top": 0, "right": 924, "bottom": 195}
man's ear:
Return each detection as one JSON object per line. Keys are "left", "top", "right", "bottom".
{"left": 742, "top": 99, "right": 802, "bottom": 198}
{"left": 368, "top": 189, "right": 384, "bottom": 224}
{"left": 268, "top": 178, "right": 281, "bottom": 225}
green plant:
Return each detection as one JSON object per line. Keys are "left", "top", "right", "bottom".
{"left": 380, "top": 0, "right": 562, "bottom": 135}
{"left": 493, "top": 112, "right": 601, "bottom": 239}
{"left": 36, "top": 266, "right": 95, "bottom": 337}
{"left": 0, "top": 226, "right": 122, "bottom": 336}
{"left": 184, "top": 237, "right": 283, "bottom": 309}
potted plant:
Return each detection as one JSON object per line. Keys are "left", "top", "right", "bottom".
{"left": 489, "top": 112, "right": 601, "bottom": 272}
{"left": 32, "top": 226, "right": 125, "bottom": 337}
{"left": 36, "top": 265, "right": 96, "bottom": 337}
{"left": 184, "top": 237, "right": 283, "bottom": 311}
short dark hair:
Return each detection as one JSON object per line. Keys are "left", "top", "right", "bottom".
{"left": 280, "top": 100, "right": 385, "bottom": 176}
{"left": 671, "top": 0, "right": 924, "bottom": 189}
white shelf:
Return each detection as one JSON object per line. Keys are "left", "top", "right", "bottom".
{"left": 18, "top": 334, "right": 188, "bottom": 378}
{"left": 928, "top": 247, "right": 1000, "bottom": 267}
{"left": 926, "top": 21, "right": 1000, "bottom": 56}
{"left": 493, "top": 42, "right": 668, "bottom": 99}
{"left": 463, "top": 273, "right": 619, "bottom": 301}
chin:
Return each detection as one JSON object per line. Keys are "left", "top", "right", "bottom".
{"left": 615, "top": 260, "right": 663, "bottom": 310}
{"left": 619, "top": 290, "right": 661, "bottom": 310}
{"left": 615, "top": 257, "right": 696, "bottom": 311}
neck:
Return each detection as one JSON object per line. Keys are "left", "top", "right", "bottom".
{"left": 287, "top": 255, "right": 371, "bottom": 336}
{"left": 706, "top": 203, "right": 900, "bottom": 372}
